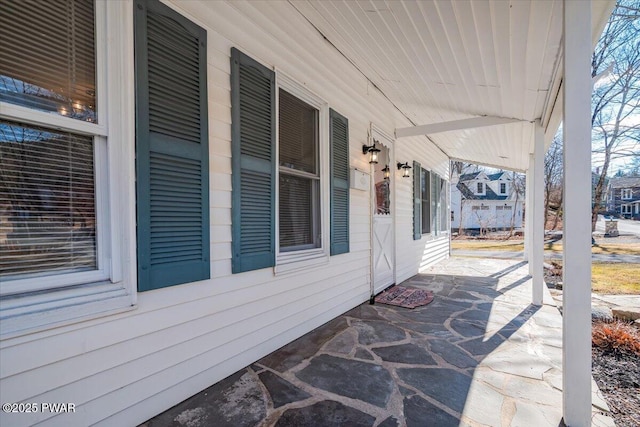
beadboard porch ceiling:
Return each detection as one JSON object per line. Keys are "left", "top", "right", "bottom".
{"left": 285, "top": 0, "right": 614, "bottom": 172}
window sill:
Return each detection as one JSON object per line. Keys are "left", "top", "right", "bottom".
{"left": 0, "top": 281, "right": 136, "bottom": 340}
{"left": 274, "top": 249, "right": 329, "bottom": 276}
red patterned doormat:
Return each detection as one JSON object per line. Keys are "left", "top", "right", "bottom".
{"left": 374, "top": 285, "right": 434, "bottom": 309}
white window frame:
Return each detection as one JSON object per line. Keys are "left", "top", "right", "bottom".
{"left": 500, "top": 182, "right": 507, "bottom": 194}
{"left": 0, "top": 1, "right": 136, "bottom": 338}
{"left": 622, "top": 188, "right": 632, "bottom": 199}
{"left": 0, "top": 129, "right": 110, "bottom": 296}
{"left": 476, "top": 182, "right": 485, "bottom": 195}
{"left": 273, "top": 72, "right": 329, "bottom": 274}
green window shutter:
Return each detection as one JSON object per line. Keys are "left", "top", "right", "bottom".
{"left": 230, "top": 48, "right": 276, "bottom": 273}
{"left": 330, "top": 109, "right": 350, "bottom": 255}
{"left": 134, "top": 0, "right": 209, "bottom": 291}
{"left": 413, "top": 161, "right": 422, "bottom": 240}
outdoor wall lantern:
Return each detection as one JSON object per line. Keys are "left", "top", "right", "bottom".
{"left": 382, "top": 165, "right": 390, "bottom": 180}
{"left": 362, "top": 142, "right": 381, "bottom": 164}
{"left": 397, "top": 162, "right": 411, "bottom": 178}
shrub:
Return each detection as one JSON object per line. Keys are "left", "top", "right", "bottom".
{"left": 592, "top": 320, "right": 640, "bottom": 357}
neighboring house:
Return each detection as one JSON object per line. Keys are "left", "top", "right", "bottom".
{"left": 605, "top": 176, "right": 640, "bottom": 219}
{"left": 630, "top": 200, "right": 640, "bottom": 219}
{"left": 450, "top": 171, "right": 524, "bottom": 232}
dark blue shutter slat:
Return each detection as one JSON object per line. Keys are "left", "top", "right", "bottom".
{"left": 330, "top": 109, "right": 350, "bottom": 255}
{"left": 135, "top": 0, "right": 209, "bottom": 291}
{"left": 413, "top": 161, "right": 421, "bottom": 240}
{"left": 231, "top": 48, "right": 276, "bottom": 273}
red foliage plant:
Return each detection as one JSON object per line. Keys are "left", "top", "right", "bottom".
{"left": 592, "top": 321, "right": 640, "bottom": 357}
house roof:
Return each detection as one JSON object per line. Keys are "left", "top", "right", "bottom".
{"left": 608, "top": 176, "right": 640, "bottom": 189}
{"left": 458, "top": 171, "right": 509, "bottom": 182}
{"left": 282, "top": 1, "right": 614, "bottom": 171}
{"left": 456, "top": 182, "right": 509, "bottom": 201}
{"left": 459, "top": 172, "right": 481, "bottom": 181}
{"left": 486, "top": 172, "right": 509, "bottom": 181}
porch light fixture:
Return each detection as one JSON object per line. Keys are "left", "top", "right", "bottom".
{"left": 382, "top": 165, "right": 390, "bottom": 180}
{"left": 397, "top": 162, "right": 411, "bottom": 178}
{"left": 362, "top": 143, "right": 381, "bottom": 164}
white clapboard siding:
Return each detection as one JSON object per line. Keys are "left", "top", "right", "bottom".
{"left": 0, "top": 1, "right": 452, "bottom": 426}
{"left": 394, "top": 135, "right": 451, "bottom": 284}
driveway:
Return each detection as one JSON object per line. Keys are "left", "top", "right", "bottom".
{"left": 596, "top": 216, "right": 640, "bottom": 237}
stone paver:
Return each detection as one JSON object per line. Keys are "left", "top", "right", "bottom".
{"left": 275, "top": 400, "right": 375, "bottom": 427}
{"left": 552, "top": 290, "right": 640, "bottom": 321}
{"left": 295, "top": 354, "right": 394, "bottom": 408}
{"left": 141, "top": 258, "right": 615, "bottom": 427}
{"left": 258, "top": 371, "right": 310, "bottom": 408}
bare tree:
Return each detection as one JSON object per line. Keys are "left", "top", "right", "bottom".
{"left": 591, "top": 0, "right": 640, "bottom": 230}
{"left": 544, "top": 133, "right": 563, "bottom": 229}
{"left": 508, "top": 171, "right": 525, "bottom": 237}
{"left": 627, "top": 155, "right": 640, "bottom": 175}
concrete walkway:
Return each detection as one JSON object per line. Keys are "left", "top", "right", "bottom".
{"left": 141, "top": 258, "right": 614, "bottom": 427}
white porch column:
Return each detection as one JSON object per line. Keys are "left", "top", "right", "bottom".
{"left": 562, "top": 1, "right": 592, "bottom": 425}
{"left": 532, "top": 122, "right": 544, "bottom": 305}
{"left": 524, "top": 162, "right": 532, "bottom": 267}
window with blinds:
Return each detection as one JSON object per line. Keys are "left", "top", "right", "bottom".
{"left": 421, "top": 168, "right": 430, "bottom": 234}
{"left": 0, "top": 0, "right": 96, "bottom": 122}
{"left": 439, "top": 178, "right": 448, "bottom": 232}
{"left": 431, "top": 173, "right": 440, "bottom": 234}
{"left": 278, "top": 89, "right": 320, "bottom": 251}
{"left": 0, "top": 0, "right": 99, "bottom": 286}
{"left": 0, "top": 121, "right": 96, "bottom": 280}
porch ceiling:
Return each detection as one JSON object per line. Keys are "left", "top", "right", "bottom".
{"left": 290, "top": 0, "right": 615, "bottom": 172}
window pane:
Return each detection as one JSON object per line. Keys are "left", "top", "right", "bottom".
{"left": 0, "top": 121, "right": 96, "bottom": 281}
{"left": 421, "top": 168, "right": 430, "bottom": 234}
{"left": 279, "top": 89, "right": 317, "bottom": 174}
{"left": 440, "top": 179, "right": 448, "bottom": 231}
{"left": 431, "top": 173, "right": 438, "bottom": 233}
{"left": 0, "top": 0, "right": 96, "bottom": 122}
{"left": 279, "top": 174, "right": 319, "bottom": 250}
{"left": 374, "top": 146, "right": 390, "bottom": 214}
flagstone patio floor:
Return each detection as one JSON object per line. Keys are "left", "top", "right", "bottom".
{"left": 141, "top": 257, "right": 614, "bottom": 427}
